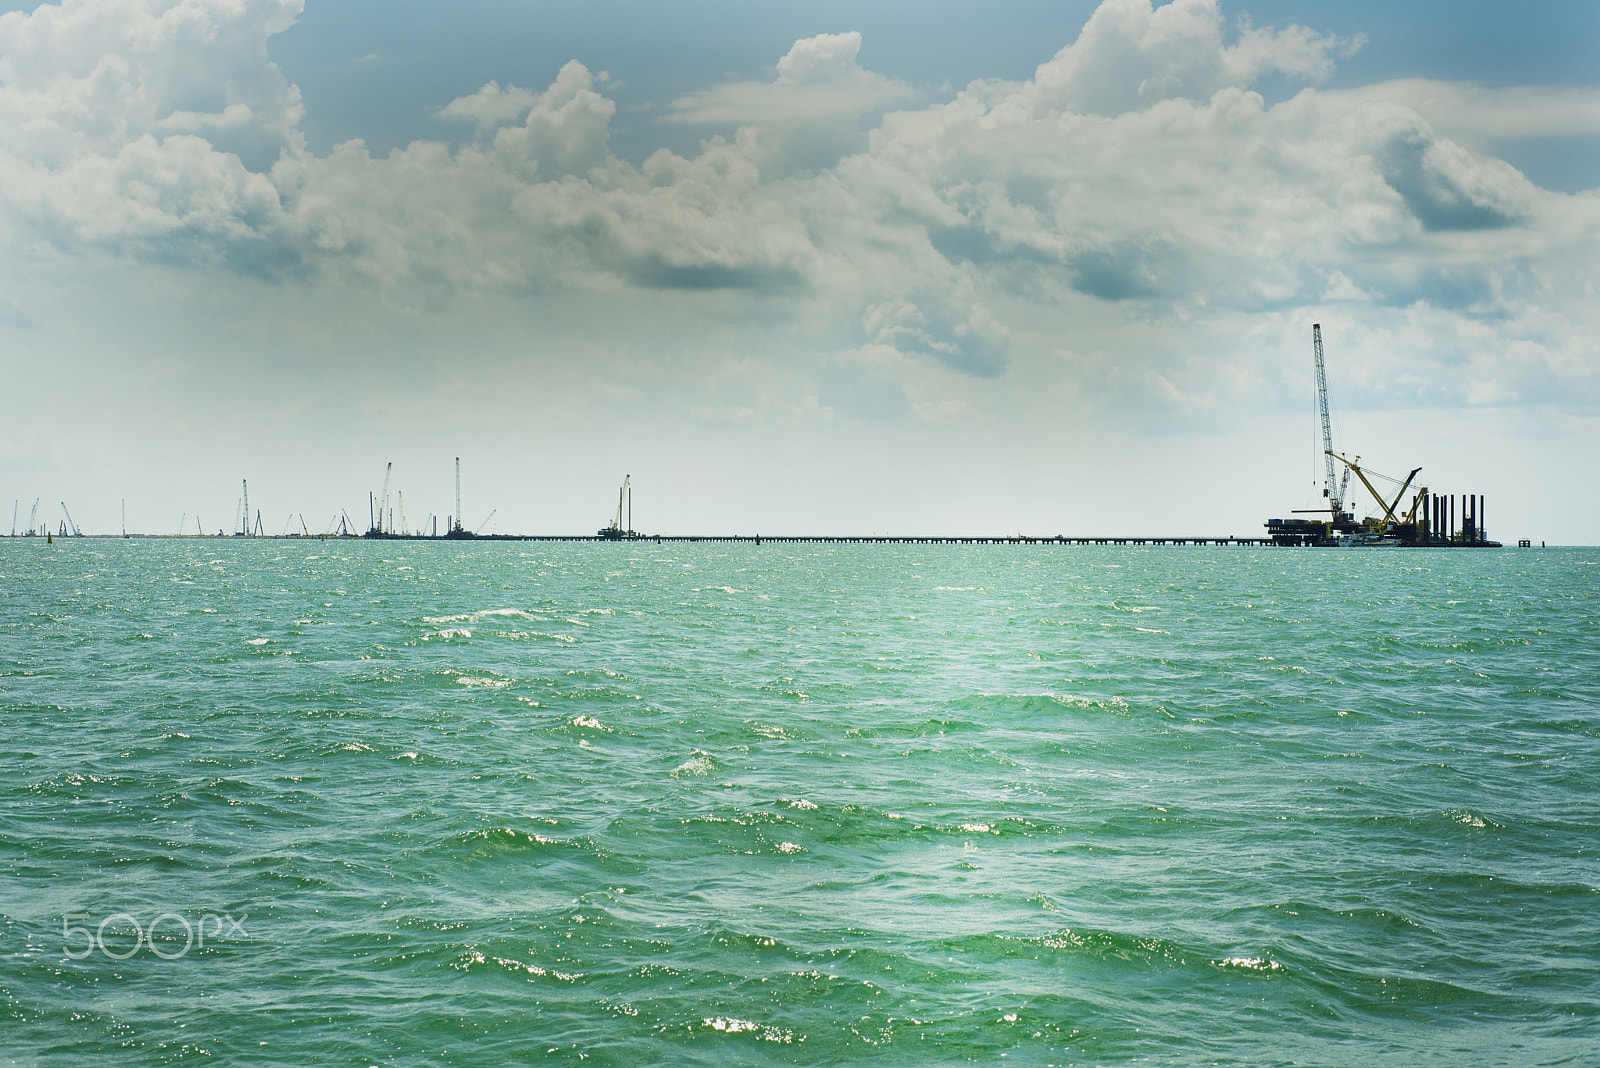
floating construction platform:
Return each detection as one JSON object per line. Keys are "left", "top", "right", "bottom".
{"left": 1263, "top": 325, "right": 1502, "bottom": 548}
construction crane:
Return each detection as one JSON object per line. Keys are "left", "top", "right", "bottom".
{"left": 1380, "top": 466, "right": 1423, "bottom": 527}
{"left": 28, "top": 498, "right": 40, "bottom": 536}
{"left": 378, "top": 462, "right": 393, "bottom": 535}
{"left": 476, "top": 509, "right": 496, "bottom": 534}
{"left": 60, "top": 503, "right": 81, "bottom": 536}
{"left": 1402, "top": 486, "right": 1428, "bottom": 527}
{"left": 454, "top": 457, "right": 463, "bottom": 535}
{"left": 1329, "top": 454, "right": 1422, "bottom": 528}
{"left": 1312, "top": 324, "right": 1354, "bottom": 530}
{"left": 598, "top": 475, "right": 631, "bottom": 538}
{"left": 398, "top": 491, "right": 409, "bottom": 536}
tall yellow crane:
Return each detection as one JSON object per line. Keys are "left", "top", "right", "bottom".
{"left": 1328, "top": 453, "right": 1421, "bottom": 528}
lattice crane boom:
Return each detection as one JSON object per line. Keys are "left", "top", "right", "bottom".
{"left": 378, "top": 462, "right": 394, "bottom": 534}
{"left": 1312, "top": 324, "right": 1345, "bottom": 518}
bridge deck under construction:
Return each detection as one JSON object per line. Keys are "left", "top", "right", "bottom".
{"left": 529, "top": 534, "right": 1279, "bottom": 545}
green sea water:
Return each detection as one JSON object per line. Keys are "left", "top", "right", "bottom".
{"left": 2, "top": 540, "right": 1597, "bottom": 1066}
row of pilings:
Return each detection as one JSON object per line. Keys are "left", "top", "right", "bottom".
{"left": 1419, "top": 493, "right": 1491, "bottom": 545}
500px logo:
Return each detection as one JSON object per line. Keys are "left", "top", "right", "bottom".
{"left": 63, "top": 911, "right": 249, "bottom": 960}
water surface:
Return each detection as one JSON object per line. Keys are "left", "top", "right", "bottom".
{"left": 2, "top": 541, "right": 1597, "bottom": 1065}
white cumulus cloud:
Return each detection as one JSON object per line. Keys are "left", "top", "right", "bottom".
{"left": 1022, "top": 0, "right": 1356, "bottom": 117}
{"left": 662, "top": 30, "right": 915, "bottom": 175}
{"left": 437, "top": 80, "right": 536, "bottom": 136}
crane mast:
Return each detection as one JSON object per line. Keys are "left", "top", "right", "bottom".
{"left": 1312, "top": 324, "right": 1344, "bottom": 519}
{"left": 598, "top": 475, "right": 632, "bottom": 538}
{"left": 378, "top": 462, "right": 394, "bottom": 535}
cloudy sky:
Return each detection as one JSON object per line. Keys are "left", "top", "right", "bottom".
{"left": 2, "top": 0, "right": 1597, "bottom": 541}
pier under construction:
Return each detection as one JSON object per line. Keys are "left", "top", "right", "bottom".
{"left": 1263, "top": 324, "right": 1500, "bottom": 548}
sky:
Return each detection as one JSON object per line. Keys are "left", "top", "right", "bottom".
{"left": 2, "top": 0, "right": 1597, "bottom": 541}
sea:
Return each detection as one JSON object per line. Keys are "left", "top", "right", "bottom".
{"left": 1, "top": 539, "right": 1597, "bottom": 1067}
